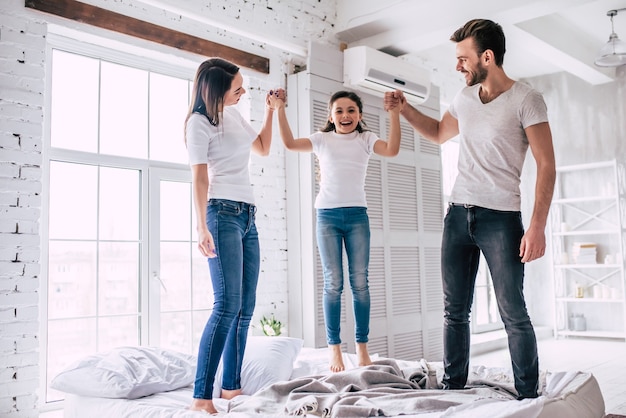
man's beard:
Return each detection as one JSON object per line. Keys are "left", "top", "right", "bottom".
{"left": 467, "top": 63, "right": 488, "bottom": 86}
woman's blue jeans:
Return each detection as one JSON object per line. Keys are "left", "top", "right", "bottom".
{"left": 441, "top": 204, "right": 538, "bottom": 399}
{"left": 193, "top": 199, "right": 260, "bottom": 400}
{"left": 316, "top": 207, "right": 370, "bottom": 346}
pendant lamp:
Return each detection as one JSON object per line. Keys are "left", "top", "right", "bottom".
{"left": 594, "top": 9, "right": 626, "bottom": 67}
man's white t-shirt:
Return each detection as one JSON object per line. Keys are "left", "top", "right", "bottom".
{"left": 448, "top": 81, "right": 549, "bottom": 211}
{"left": 186, "top": 107, "right": 258, "bottom": 204}
{"left": 309, "top": 130, "right": 379, "bottom": 209}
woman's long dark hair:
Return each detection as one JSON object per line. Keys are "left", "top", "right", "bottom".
{"left": 184, "top": 58, "right": 239, "bottom": 144}
{"left": 320, "top": 90, "right": 367, "bottom": 133}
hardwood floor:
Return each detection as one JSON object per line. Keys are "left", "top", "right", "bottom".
{"left": 471, "top": 335, "right": 626, "bottom": 415}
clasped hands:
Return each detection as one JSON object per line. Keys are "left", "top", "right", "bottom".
{"left": 267, "top": 88, "right": 286, "bottom": 110}
{"left": 384, "top": 89, "right": 406, "bottom": 112}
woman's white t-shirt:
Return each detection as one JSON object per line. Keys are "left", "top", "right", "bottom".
{"left": 309, "top": 130, "right": 379, "bottom": 209}
{"left": 186, "top": 107, "right": 258, "bottom": 204}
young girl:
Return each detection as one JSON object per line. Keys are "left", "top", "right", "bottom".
{"left": 185, "top": 57, "right": 278, "bottom": 413}
{"left": 269, "top": 90, "right": 402, "bottom": 372}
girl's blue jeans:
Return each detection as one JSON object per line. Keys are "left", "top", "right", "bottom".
{"left": 316, "top": 207, "right": 371, "bottom": 346}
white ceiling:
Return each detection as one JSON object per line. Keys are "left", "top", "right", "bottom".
{"left": 335, "top": 0, "right": 626, "bottom": 85}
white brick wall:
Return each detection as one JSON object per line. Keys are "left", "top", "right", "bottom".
{"left": 0, "top": 0, "right": 337, "bottom": 415}
{"left": 0, "top": 1, "right": 46, "bottom": 415}
{"left": 247, "top": 78, "right": 291, "bottom": 334}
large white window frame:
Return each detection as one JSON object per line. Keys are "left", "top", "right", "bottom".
{"left": 39, "top": 32, "right": 203, "bottom": 410}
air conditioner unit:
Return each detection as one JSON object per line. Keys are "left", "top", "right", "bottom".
{"left": 343, "top": 46, "right": 431, "bottom": 105}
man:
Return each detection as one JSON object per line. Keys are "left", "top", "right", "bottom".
{"left": 384, "top": 19, "right": 555, "bottom": 399}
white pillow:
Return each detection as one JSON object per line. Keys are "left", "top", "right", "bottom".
{"left": 212, "top": 336, "right": 303, "bottom": 398}
{"left": 50, "top": 346, "right": 196, "bottom": 399}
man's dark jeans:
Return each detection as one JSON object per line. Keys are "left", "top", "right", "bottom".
{"left": 441, "top": 203, "right": 539, "bottom": 399}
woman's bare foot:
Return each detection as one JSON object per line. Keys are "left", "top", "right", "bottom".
{"left": 356, "top": 342, "right": 372, "bottom": 367}
{"left": 221, "top": 388, "right": 242, "bottom": 400}
{"left": 189, "top": 398, "right": 217, "bottom": 414}
{"left": 329, "top": 344, "right": 345, "bottom": 372}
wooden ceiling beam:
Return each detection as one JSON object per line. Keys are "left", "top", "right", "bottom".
{"left": 25, "top": 0, "right": 270, "bottom": 74}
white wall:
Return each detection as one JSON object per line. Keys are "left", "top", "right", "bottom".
{"left": 0, "top": 2, "right": 46, "bottom": 416}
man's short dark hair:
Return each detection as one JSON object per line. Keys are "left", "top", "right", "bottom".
{"left": 451, "top": 19, "right": 506, "bottom": 66}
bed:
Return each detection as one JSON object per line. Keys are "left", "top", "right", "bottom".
{"left": 53, "top": 337, "right": 605, "bottom": 418}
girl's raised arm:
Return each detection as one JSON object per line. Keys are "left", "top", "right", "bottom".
{"left": 269, "top": 89, "right": 313, "bottom": 152}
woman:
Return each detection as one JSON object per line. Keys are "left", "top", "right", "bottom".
{"left": 185, "top": 57, "right": 277, "bottom": 413}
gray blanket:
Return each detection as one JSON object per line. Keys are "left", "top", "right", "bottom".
{"left": 227, "top": 359, "right": 516, "bottom": 417}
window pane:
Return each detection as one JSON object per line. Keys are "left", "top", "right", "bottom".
{"left": 99, "top": 167, "right": 140, "bottom": 240}
{"left": 47, "top": 318, "right": 97, "bottom": 402}
{"left": 161, "top": 311, "right": 192, "bottom": 353}
{"left": 98, "top": 316, "right": 139, "bottom": 352}
{"left": 49, "top": 162, "right": 98, "bottom": 240}
{"left": 100, "top": 61, "right": 148, "bottom": 158}
{"left": 473, "top": 287, "right": 490, "bottom": 326}
{"left": 48, "top": 241, "right": 97, "bottom": 319}
{"left": 193, "top": 310, "right": 209, "bottom": 353}
{"left": 150, "top": 73, "right": 189, "bottom": 164}
{"left": 160, "top": 180, "right": 191, "bottom": 241}
{"left": 192, "top": 248, "right": 213, "bottom": 310}
{"left": 99, "top": 242, "right": 139, "bottom": 315}
{"left": 475, "top": 258, "right": 488, "bottom": 286}
{"left": 50, "top": 50, "right": 99, "bottom": 152}
{"left": 160, "top": 242, "right": 191, "bottom": 311}
{"left": 473, "top": 285, "right": 499, "bottom": 327}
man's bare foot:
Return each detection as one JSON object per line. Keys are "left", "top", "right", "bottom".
{"left": 356, "top": 342, "right": 372, "bottom": 367}
{"left": 221, "top": 388, "right": 242, "bottom": 400}
{"left": 329, "top": 344, "right": 345, "bottom": 372}
{"left": 189, "top": 398, "right": 217, "bottom": 414}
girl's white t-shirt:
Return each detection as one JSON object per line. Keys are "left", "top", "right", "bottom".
{"left": 186, "top": 107, "right": 258, "bottom": 204}
{"left": 309, "top": 130, "right": 379, "bottom": 209}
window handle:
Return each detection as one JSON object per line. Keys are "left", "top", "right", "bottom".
{"left": 152, "top": 271, "right": 167, "bottom": 292}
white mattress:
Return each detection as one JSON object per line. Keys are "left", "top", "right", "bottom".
{"left": 63, "top": 348, "right": 605, "bottom": 418}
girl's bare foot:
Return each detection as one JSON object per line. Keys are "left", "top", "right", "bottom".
{"left": 329, "top": 344, "right": 345, "bottom": 372}
{"left": 221, "top": 388, "right": 242, "bottom": 400}
{"left": 356, "top": 342, "right": 372, "bottom": 367}
{"left": 189, "top": 398, "right": 217, "bottom": 414}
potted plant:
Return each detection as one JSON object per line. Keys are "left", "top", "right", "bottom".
{"left": 259, "top": 314, "right": 283, "bottom": 336}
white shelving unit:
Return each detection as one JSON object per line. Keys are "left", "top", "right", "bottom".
{"left": 550, "top": 159, "right": 626, "bottom": 340}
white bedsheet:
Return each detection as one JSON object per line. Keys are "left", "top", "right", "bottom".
{"left": 63, "top": 348, "right": 605, "bottom": 418}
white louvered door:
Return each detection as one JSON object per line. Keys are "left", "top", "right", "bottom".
{"left": 286, "top": 67, "right": 444, "bottom": 362}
